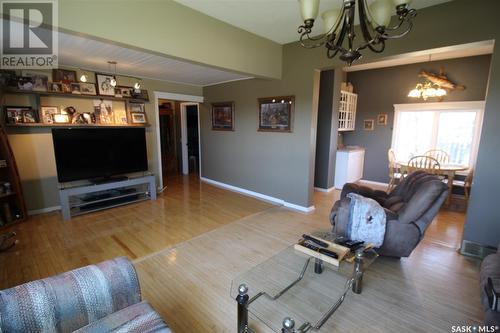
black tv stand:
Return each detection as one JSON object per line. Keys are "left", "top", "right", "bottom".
{"left": 92, "top": 176, "right": 129, "bottom": 185}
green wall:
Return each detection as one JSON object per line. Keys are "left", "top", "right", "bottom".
{"left": 202, "top": 0, "right": 500, "bottom": 246}
{"left": 58, "top": 0, "right": 282, "bottom": 79}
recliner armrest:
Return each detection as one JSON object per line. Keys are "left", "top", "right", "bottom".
{"left": 340, "top": 183, "right": 388, "bottom": 206}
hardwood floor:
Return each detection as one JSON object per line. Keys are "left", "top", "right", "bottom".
{"left": 134, "top": 186, "right": 481, "bottom": 333}
{"left": 0, "top": 175, "right": 481, "bottom": 332}
{"left": 0, "top": 174, "right": 273, "bottom": 289}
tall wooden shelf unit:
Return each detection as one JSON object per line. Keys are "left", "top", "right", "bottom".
{"left": 0, "top": 124, "right": 27, "bottom": 228}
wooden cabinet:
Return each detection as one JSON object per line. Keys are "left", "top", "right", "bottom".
{"left": 338, "top": 90, "right": 357, "bottom": 131}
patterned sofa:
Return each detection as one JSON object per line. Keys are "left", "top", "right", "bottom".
{"left": 0, "top": 257, "right": 171, "bottom": 333}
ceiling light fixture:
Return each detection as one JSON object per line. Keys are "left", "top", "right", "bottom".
{"left": 133, "top": 80, "right": 141, "bottom": 92}
{"left": 79, "top": 74, "right": 88, "bottom": 82}
{"left": 297, "top": 0, "right": 417, "bottom": 65}
{"left": 108, "top": 61, "right": 117, "bottom": 87}
{"left": 408, "top": 82, "right": 447, "bottom": 101}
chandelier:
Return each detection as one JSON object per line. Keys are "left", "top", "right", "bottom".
{"left": 408, "top": 82, "right": 447, "bottom": 101}
{"left": 297, "top": 0, "right": 417, "bottom": 65}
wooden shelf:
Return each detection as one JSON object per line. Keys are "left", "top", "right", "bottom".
{"left": 5, "top": 123, "right": 149, "bottom": 128}
{"left": 0, "top": 192, "right": 16, "bottom": 199}
{"left": 3, "top": 88, "right": 149, "bottom": 102}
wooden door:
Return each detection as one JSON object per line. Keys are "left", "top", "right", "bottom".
{"left": 159, "top": 104, "right": 178, "bottom": 175}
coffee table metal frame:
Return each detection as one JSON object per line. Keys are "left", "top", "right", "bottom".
{"left": 236, "top": 250, "right": 370, "bottom": 333}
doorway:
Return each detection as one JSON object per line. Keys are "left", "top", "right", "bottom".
{"left": 158, "top": 99, "right": 180, "bottom": 178}
{"left": 185, "top": 104, "right": 199, "bottom": 174}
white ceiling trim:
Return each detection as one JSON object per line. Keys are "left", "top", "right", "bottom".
{"left": 344, "top": 40, "right": 494, "bottom": 72}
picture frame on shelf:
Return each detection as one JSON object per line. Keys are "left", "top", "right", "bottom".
{"left": 17, "top": 77, "right": 33, "bottom": 91}
{"left": 363, "top": 119, "right": 375, "bottom": 131}
{"left": 131, "top": 89, "right": 149, "bottom": 101}
{"left": 95, "top": 73, "right": 116, "bottom": 96}
{"left": 127, "top": 102, "right": 145, "bottom": 113}
{"left": 47, "top": 82, "right": 63, "bottom": 93}
{"left": 40, "top": 106, "right": 58, "bottom": 124}
{"left": 130, "top": 112, "right": 147, "bottom": 124}
{"left": 52, "top": 69, "right": 77, "bottom": 83}
{"left": 53, "top": 114, "right": 70, "bottom": 124}
{"left": 115, "top": 86, "right": 132, "bottom": 98}
{"left": 114, "top": 109, "right": 128, "bottom": 125}
{"left": 21, "top": 70, "right": 50, "bottom": 92}
{"left": 4, "top": 106, "right": 30, "bottom": 124}
{"left": 211, "top": 102, "right": 234, "bottom": 131}
{"left": 22, "top": 110, "right": 37, "bottom": 123}
{"left": 70, "top": 83, "right": 81, "bottom": 94}
{"left": 377, "top": 114, "right": 388, "bottom": 125}
{"left": 80, "top": 82, "right": 97, "bottom": 95}
{"left": 93, "top": 99, "right": 114, "bottom": 124}
{"left": 258, "top": 96, "right": 294, "bottom": 132}
{"left": 61, "top": 82, "right": 71, "bottom": 93}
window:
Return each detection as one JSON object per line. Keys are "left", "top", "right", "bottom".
{"left": 392, "top": 101, "right": 484, "bottom": 169}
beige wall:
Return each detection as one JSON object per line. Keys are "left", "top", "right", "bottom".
{"left": 58, "top": 0, "right": 282, "bottom": 79}
{"left": 3, "top": 68, "right": 202, "bottom": 212}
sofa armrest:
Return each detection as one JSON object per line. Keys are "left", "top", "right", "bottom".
{"left": 0, "top": 257, "right": 141, "bottom": 332}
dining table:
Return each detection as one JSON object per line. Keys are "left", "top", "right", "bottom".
{"left": 396, "top": 161, "right": 468, "bottom": 206}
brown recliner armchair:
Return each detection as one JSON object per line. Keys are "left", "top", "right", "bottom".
{"left": 330, "top": 171, "right": 448, "bottom": 257}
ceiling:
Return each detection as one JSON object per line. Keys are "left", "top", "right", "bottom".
{"left": 173, "top": 0, "right": 453, "bottom": 44}
{"left": 58, "top": 32, "right": 251, "bottom": 87}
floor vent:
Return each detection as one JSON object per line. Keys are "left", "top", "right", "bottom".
{"left": 460, "top": 240, "right": 497, "bottom": 259}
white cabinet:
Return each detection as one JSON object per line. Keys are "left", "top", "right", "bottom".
{"left": 338, "top": 90, "right": 357, "bottom": 131}
{"left": 334, "top": 148, "right": 365, "bottom": 189}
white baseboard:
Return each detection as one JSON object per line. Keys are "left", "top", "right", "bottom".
{"left": 358, "top": 179, "right": 389, "bottom": 187}
{"left": 314, "top": 186, "right": 335, "bottom": 193}
{"left": 200, "top": 177, "right": 315, "bottom": 214}
{"left": 28, "top": 205, "right": 61, "bottom": 216}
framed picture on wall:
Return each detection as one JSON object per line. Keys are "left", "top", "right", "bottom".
{"left": 258, "top": 96, "right": 294, "bottom": 132}
{"left": 363, "top": 119, "right": 375, "bottom": 131}
{"left": 95, "top": 73, "right": 116, "bottom": 96}
{"left": 211, "top": 102, "right": 234, "bottom": 131}
{"left": 377, "top": 113, "right": 388, "bottom": 125}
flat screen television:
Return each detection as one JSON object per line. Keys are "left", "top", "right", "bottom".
{"left": 52, "top": 128, "right": 148, "bottom": 182}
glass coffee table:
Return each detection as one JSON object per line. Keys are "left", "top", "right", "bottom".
{"left": 231, "top": 231, "right": 378, "bottom": 333}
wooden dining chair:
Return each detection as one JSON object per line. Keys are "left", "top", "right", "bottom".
{"left": 387, "top": 149, "right": 402, "bottom": 191}
{"left": 407, "top": 155, "right": 441, "bottom": 175}
{"left": 424, "top": 149, "right": 450, "bottom": 164}
{"left": 453, "top": 169, "right": 474, "bottom": 205}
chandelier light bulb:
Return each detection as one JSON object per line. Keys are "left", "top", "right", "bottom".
{"left": 407, "top": 89, "right": 420, "bottom": 98}
{"left": 79, "top": 74, "right": 87, "bottom": 82}
{"left": 134, "top": 82, "right": 141, "bottom": 90}
{"left": 110, "top": 76, "right": 117, "bottom": 87}
{"left": 298, "top": 0, "right": 320, "bottom": 21}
